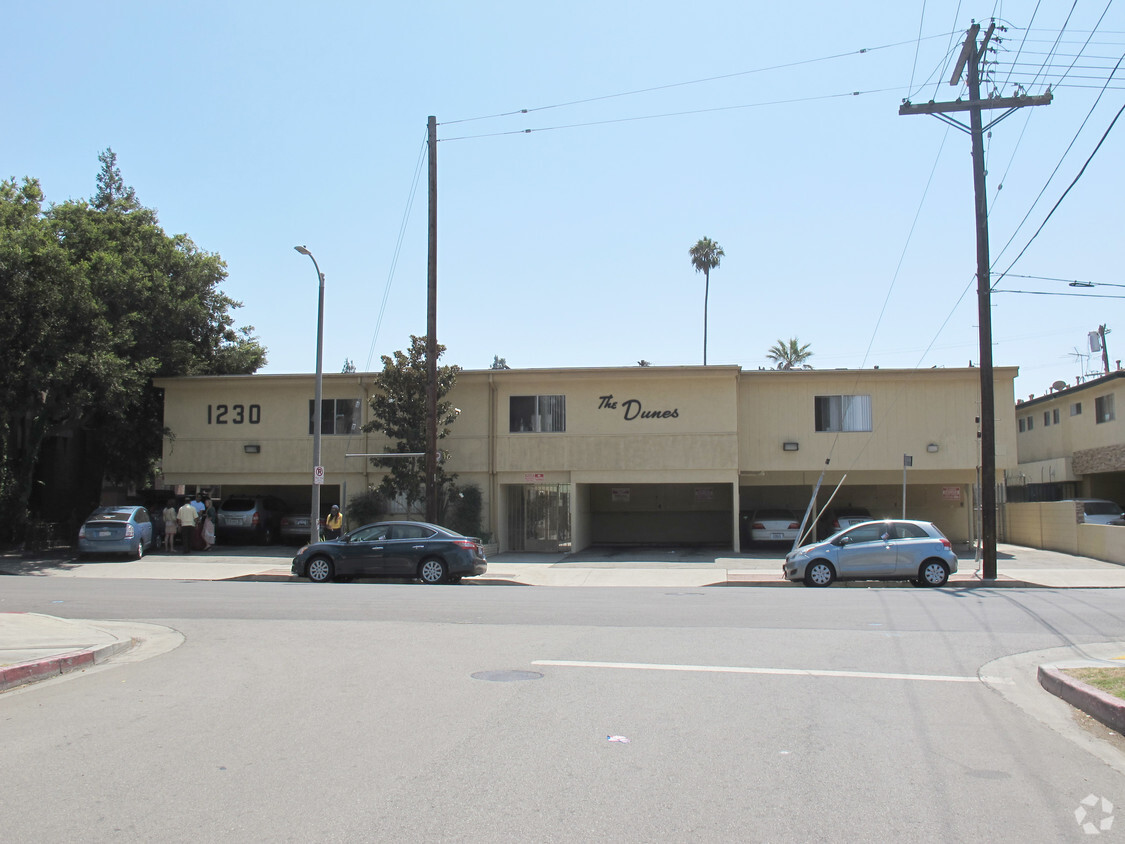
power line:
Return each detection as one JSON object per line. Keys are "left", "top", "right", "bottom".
{"left": 442, "top": 33, "right": 958, "bottom": 128}
{"left": 440, "top": 87, "right": 902, "bottom": 142}
{"left": 991, "top": 58, "right": 1125, "bottom": 282}
{"left": 992, "top": 289, "right": 1125, "bottom": 299}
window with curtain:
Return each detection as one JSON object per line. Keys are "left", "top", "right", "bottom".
{"left": 814, "top": 395, "right": 872, "bottom": 432}
{"left": 510, "top": 395, "right": 566, "bottom": 433}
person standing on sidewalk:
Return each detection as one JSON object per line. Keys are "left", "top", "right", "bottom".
{"left": 324, "top": 505, "right": 343, "bottom": 540}
{"left": 177, "top": 498, "right": 199, "bottom": 554}
{"left": 162, "top": 499, "right": 178, "bottom": 553}
{"left": 201, "top": 496, "right": 217, "bottom": 551}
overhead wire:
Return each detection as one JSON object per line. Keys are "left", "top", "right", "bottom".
{"left": 989, "top": 53, "right": 1124, "bottom": 280}
{"left": 440, "top": 88, "right": 903, "bottom": 142}
{"left": 442, "top": 34, "right": 958, "bottom": 129}
{"left": 993, "top": 95, "right": 1125, "bottom": 287}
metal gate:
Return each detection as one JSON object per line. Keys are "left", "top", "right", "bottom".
{"left": 507, "top": 484, "right": 571, "bottom": 552}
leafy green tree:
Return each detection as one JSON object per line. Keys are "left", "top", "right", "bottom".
{"left": 345, "top": 488, "right": 387, "bottom": 528}
{"left": 0, "top": 152, "right": 266, "bottom": 541}
{"left": 766, "top": 338, "right": 814, "bottom": 370}
{"left": 689, "top": 237, "right": 724, "bottom": 365}
{"left": 445, "top": 483, "right": 486, "bottom": 541}
{"left": 490, "top": 355, "right": 510, "bottom": 370}
{"left": 363, "top": 335, "right": 460, "bottom": 519}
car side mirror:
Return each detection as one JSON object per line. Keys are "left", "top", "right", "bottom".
{"left": 835, "top": 536, "right": 851, "bottom": 546}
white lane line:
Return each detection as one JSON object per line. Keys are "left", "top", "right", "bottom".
{"left": 532, "top": 659, "right": 1011, "bottom": 684}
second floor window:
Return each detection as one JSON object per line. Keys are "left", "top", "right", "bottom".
{"left": 1095, "top": 394, "right": 1116, "bottom": 424}
{"left": 510, "top": 395, "right": 566, "bottom": 432}
{"left": 814, "top": 395, "right": 872, "bottom": 432}
{"left": 309, "top": 398, "right": 360, "bottom": 435}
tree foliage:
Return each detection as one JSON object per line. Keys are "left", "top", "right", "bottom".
{"left": 689, "top": 237, "right": 724, "bottom": 365}
{"left": 363, "top": 335, "right": 460, "bottom": 519}
{"left": 0, "top": 151, "right": 266, "bottom": 541}
{"left": 766, "top": 338, "right": 814, "bottom": 370}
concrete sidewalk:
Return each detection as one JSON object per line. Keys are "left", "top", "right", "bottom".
{"left": 2, "top": 542, "right": 1124, "bottom": 588}
{"left": 0, "top": 613, "right": 138, "bottom": 693}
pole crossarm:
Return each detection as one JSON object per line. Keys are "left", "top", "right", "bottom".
{"left": 899, "top": 93, "right": 1052, "bottom": 117}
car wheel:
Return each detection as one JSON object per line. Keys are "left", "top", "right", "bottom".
{"left": 418, "top": 557, "right": 447, "bottom": 584}
{"left": 804, "top": 560, "right": 835, "bottom": 587}
{"left": 307, "top": 556, "right": 334, "bottom": 583}
{"left": 919, "top": 560, "right": 950, "bottom": 587}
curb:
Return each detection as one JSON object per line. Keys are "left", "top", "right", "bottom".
{"left": 1037, "top": 665, "right": 1125, "bottom": 736}
{"left": 0, "top": 638, "right": 136, "bottom": 694}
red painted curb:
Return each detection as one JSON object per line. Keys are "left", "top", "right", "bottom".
{"left": 1038, "top": 665, "right": 1125, "bottom": 736}
{"left": 0, "top": 649, "right": 96, "bottom": 693}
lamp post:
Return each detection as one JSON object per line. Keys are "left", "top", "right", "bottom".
{"left": 294, "top": 245, "right": 325, "bottom": 545}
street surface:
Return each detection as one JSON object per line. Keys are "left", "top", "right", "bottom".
{"left": 2, "top": 577, "right": 1124, "bottom": 842}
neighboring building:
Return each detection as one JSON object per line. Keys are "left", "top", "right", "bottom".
{"left": 154, "top": 365, "right": 1018, "bottom": 552}
{"left": 1009, "top": 370, "right": 1124, "bottom": 504}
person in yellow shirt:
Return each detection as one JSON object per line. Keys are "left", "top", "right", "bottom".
{"left": 324, "top": 505, "right": 343, "bottom": 540}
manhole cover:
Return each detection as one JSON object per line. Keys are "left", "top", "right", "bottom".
{"left": 471, "top": 670, "right": 544, "bottom": 682}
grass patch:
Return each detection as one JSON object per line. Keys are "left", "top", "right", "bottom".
{"left": 1063, "top": 666, "right": 1125, "bottom": 701}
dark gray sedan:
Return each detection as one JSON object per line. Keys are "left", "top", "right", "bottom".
{"left": 292, "top": 521, "right": 487, "bottom": 584}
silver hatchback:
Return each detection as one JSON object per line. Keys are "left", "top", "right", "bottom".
{"left": 784, "top": 519, "right": 958, "bottom": 587}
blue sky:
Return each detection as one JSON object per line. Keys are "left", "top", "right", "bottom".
{"left": 5, "top": 1, "right": 1122, "bottom": 399}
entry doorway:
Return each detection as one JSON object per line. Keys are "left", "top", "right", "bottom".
{"left": 507, "top": 484, "right": 571, "bottom": 552}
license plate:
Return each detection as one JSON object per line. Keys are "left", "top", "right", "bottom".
{"left": 97, "top": 530, "right": 111, "bottom": 537}
{"left": 770, "top": 532, "right": 784, "bottom": 539}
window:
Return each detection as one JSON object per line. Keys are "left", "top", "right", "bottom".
{"left": 1043, "top": 411, "right": 1051, "bottom": 427}
{"left": 1027, "top": 416, "right": 1033, "bottom": 430}
{"left": 1071, "top": 402, "right": 1082, "bottom": 416}
{"left": 814, "top": 395, "right": 872, "bottom": 432}
{"left": 510, "top": 395, "right": 566, "bottom": 433}
{"left": 1053, "top": 408, "right": 1060, "bottom": 424}
{"left": 1018, "top": 418, "right": 1026, "bottom": 433}
{"left": 308, "top": 398, "right": 360, "bottom": 435}
{"left": 1095, "top": 394, "right": 1116, "bottom": 424}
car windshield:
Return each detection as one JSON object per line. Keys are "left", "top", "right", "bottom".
{"left": 756, "top": 510, "right": 792, "bottom": 520}
{"left": 1084, "top": 501, "right": 1122, "bottom": 516}
{"left": 221, "top": 499, "right": 256, "bottom": 512}
{"left": 87, "top": 511, "right": 132, "bottom": 522}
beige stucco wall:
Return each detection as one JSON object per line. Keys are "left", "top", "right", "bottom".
{"left": 1006, "top": 500, "right": 1125, "bottom": 564}
{"left": 1015, "top": 376, "right": 1123, "bottom": 464}
{"left": 738, "top": 367, "right": 1017, "bottom": 474}
{"left": 155, "top": 364, "right": 1013, "bottom": 549}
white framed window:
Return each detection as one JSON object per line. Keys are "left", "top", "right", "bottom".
{"left": 814, "top": 395, "right": 872, "bottom": 432}
{"left": 1071, "top": 402, "right": 1082, "bottom": 416}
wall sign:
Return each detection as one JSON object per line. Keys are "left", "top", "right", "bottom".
{"left": 206, "top": 404, "right": 261, "bottom": 425}
{"left": 598, "top": 394, "right": 679, "bottom": 421}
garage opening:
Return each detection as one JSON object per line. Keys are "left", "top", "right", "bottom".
{"left": 588, "top": 483, "right": 731, "bottom": 546}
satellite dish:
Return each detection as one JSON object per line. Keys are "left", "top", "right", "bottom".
{"left": 1051, "top": 380, "right": 1067, "bottom": 392}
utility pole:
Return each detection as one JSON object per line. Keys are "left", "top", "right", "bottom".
{"left": 900, "top": 21, "right": 1051, "bottom": 580}
{"left": 426, "top": 115, "right": 439, "bottom": 524}
{"left": 1097, "top": 324, "right": 1111, "bottom": 375}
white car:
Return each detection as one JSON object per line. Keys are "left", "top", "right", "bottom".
{"left": 784, "top": 519, "right": 958, "bottom": 587}
{"left": 745, "top": 509, "right": 800, "bottom": 545}
{"left": 1072, "top": 499, "right": 1124, "bottom": 525}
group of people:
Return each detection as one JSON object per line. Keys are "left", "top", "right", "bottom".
{"left": 159, "top": 495, "right": 216, "bottom": 553}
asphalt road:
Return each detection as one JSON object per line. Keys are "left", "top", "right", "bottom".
{"left": 2, "top": 578, "right": 1124, "bottom": 842}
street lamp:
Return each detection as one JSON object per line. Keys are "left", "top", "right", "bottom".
{"left": 294, "top": 245, "right": 325, "bottom": 546}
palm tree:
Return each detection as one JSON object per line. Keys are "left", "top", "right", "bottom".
{"left": 766, "top": 338, "right": 813, "bottom": 370}
{"left": 689, "top": 237, "right": 724, "bottom": 365}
